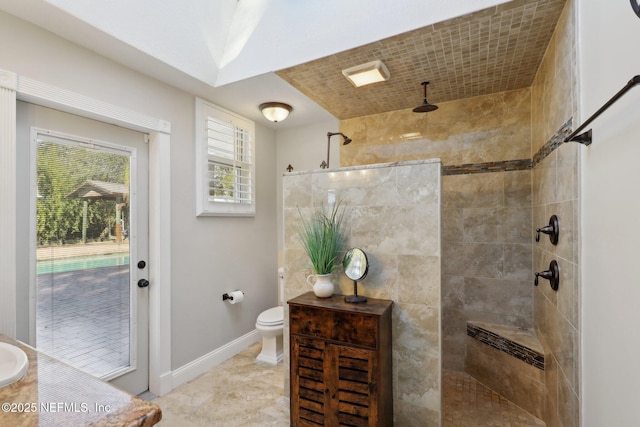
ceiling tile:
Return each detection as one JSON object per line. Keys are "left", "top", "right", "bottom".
{"left": 276, "top": 0, "right": 566, "bottom": 120}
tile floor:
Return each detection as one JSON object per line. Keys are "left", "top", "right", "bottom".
{"left": 152, "top": 344, "right": 289, "bottom": 426}
{"left": 442, "top": 370, "right": 545, "bottom": 427}
{"left": 148, "top": 344, "right": 545, "bottom": 426}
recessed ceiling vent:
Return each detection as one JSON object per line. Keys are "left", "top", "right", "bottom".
{"left": 342, "top": 60, "right": 390, "bottom": 87}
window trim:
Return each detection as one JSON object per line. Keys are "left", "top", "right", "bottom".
{"left": 195, "top": 98, "right": 256, "bottom": 217}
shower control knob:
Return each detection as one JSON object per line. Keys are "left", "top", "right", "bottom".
{"left": 534, "top": 260, "right": 559, "bottom": 291}
{"left": 535, "top": 215, "right": 559, "bottom": 245}
{"left": 137, "top": 279, "right": 150, "bottom": 288}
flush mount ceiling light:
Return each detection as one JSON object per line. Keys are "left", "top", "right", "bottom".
{"left": 259, "top": 102, "right": 292, "bottom": 123}
{"left": 342, "top": 60, "right": 390, "bottom": 87}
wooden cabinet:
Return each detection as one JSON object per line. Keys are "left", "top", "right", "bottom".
{"left": 288, "top": 292, "right": 393, "bottom": 426}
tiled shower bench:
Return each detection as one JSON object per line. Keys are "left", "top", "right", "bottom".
{"left": 465, "top": 321, "right": 545, "bottom": 419}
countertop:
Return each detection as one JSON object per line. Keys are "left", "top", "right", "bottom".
{"left": 288, "top": 291, "right": 393, "bottom": 315}
{"left": 0, "top": 335, "right": 161, "bottom": 427}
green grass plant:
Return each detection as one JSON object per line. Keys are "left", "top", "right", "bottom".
{"left": 297, "top": 202, "right": 346, "bottom": 275}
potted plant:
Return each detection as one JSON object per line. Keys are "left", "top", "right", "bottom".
{"left": 297, "top": 202, "right": 346, "bottom": 297}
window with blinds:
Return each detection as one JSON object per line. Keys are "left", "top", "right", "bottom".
{"left": 196, "top": 98, "right": 255, "bottom": 216}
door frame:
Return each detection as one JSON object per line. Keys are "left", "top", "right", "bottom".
{"left": 0, "top": 69, "right": 173, "bottom": 396}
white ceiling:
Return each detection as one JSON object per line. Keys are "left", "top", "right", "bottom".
{"left": 0, "top": 0, "right": 511, "bottom": 129}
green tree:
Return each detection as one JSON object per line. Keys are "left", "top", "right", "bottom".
{"left": 37, "top": 140, "right": 129, "bottom": 244}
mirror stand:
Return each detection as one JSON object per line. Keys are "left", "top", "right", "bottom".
{"left": 345, "top": 280, "right": 367, "bottom": 303}
{"left": 343, "top": 247, "right": 369, "bottom": 304}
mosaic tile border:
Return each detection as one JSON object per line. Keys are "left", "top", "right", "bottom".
{"left": 442, "top": 159, "right": 531, "bottom": 176}
{"left": 441, "top": 117, "right": 573, "bottom": 176}
{"left": 532, "top": 118, "right": 573, "bottom": 167}
{"left": 467, "top": 323, "right": 545, "bottom": 370}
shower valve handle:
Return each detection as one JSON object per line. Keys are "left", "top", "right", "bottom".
{"left": 534, "top": 270, "right": 553, "bottom": 286}
{"left": 535, "top": 225, "right": 554, "bottom": 242}
{"left": 535, "top": 215, "right": 559, "bottom": 245}
{"left": 534, "top": 260, "right": 559, "bottom": 291}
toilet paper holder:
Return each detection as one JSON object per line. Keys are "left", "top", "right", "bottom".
{"left": 222, "top": 291, "right": 244, "bottom": 302}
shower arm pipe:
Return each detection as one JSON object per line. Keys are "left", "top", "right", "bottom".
{"left": 565, "top": 75, "right": 640, "bottom": 145}
{"left": 322, "top": 132, "right": 350, "bottom": 169}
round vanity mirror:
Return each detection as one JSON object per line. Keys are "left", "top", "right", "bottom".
{"left": 343, "top": 248, "right": 368, "bottom": 303}
{"left": 344, "top": 248, "right": 368, "bottom": 281}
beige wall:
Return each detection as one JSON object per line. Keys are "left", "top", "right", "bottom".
{"left": 340, "top": 88, "right": 531, "bottom": 166}
{"left": 340, "top": 88, "right": 534, "bottom": 371}
{"left": 531, "top": 1, "right": 581, "bottom": 426}
{"left": 283, "top": 160, "right": 443, "bottom": 426}
{"left": 442, "top": 169, "right": 532, "bottom": 369}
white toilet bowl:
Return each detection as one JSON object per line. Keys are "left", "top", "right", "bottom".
{"left": 255, "top": 306, "right": 284, "bottom": 365}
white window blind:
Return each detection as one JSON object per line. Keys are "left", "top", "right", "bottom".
{"left": 196, "top": 99, "right": 255, "bottom": 216}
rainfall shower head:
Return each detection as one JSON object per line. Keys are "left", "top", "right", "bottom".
{"left": 413, "top": 81, "right": 439, "bottom": 113}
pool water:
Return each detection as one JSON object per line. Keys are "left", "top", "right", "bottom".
{"left": 37, "top": 253, "right": 130, "bottom": 274}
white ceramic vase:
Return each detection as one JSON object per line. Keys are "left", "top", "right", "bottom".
{"left": 306, "top": 274, "right": 334, "bottom": 298}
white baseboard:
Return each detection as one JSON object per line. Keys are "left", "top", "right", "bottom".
{"left": 150, "top": 371, "right": 174, "bottom": 397}
{"left": 170, "top": 329, "right": 261, "bottom": 390}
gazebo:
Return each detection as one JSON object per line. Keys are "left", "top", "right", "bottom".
{"left": 66, "top": 180, "right": 129, "bottom": 243}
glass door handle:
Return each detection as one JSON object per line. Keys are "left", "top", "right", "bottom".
{"left": 137, "top": 279, "right": 149, "bottom": 288}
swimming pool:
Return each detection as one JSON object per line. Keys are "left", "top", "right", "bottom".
{"left": 37, "top": 253, "right": 130, "bottom": 275}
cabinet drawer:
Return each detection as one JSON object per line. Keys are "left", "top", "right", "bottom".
{"left": 289, "top": 305, "right": 332, "bottom": 339}
{"left": 333, "top": 312, "right": 378, "bottom": 348}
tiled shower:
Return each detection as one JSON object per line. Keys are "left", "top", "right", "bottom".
{"left": 336, "top": 0, "right": 580, "bottom": 424}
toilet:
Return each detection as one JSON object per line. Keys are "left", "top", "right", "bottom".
{"left": 255, "top": 268, "right": 285, "bottom": 365}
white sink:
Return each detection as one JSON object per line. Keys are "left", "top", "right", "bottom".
{"left": 0, "top": 342, "right": 29, "bottom": 388}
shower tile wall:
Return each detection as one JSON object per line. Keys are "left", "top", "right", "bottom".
{"left": 442, "top": 169, "right": 532, "bottom": 368}
{"left": 340, "top": 88, "right": 531, "bottom": 167}
{"left": 340, "top": 88, "right": 533, "bottom": 371}
{"left": 282, "top": 160, "right": 443, "bottom": 426}
{"left": 531, "top": 1, "right": 580, "bottom": 426}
